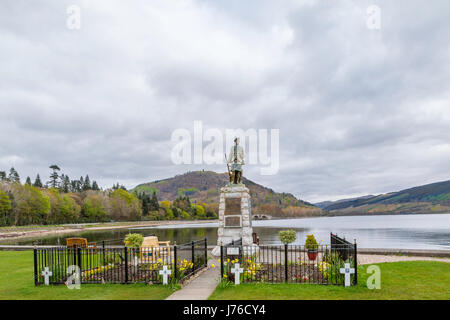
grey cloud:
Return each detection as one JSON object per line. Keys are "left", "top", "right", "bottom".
{"left": 0, "top": 0, "right": 449, "bottom": 202}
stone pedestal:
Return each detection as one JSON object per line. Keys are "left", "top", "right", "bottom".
{"left": 212, "top": 184, "right": 257, "bottom": 256}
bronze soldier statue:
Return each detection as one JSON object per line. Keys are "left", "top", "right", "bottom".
{"left": 227, "top": 137, "right": 245, "bottom": 184}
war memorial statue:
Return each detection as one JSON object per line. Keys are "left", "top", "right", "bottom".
{"left": 212, "top": 137, "right": 258, "bottom": 256}
{"left": 226, "top": 137, "right": 245, "bottom": 184}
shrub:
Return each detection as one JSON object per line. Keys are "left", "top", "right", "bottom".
{"left": 11, "top": 184, "right": 50, "bottom": 225}
{"left": 193, "top": 204, "right": 206, "bottom": 219}
{"left": 0, "top": 189, "right": 12, "bottom": 226}
{"left": 165, "top": 208, "right": 174, "bottom": 220}
{"left": 146, "top": 209, "right": 166, "bottom": 221}
{"left": 109, "top": 189, "right": 142, "bottom": 221}
{"left": 181, "top": 210, "right": 191, "bottom": 220}
{"left": 45, "top": 189, "right": 81, "bottom": 224}
{"left": 278, "top": 230, "right": 296, "bottom": 244}
{"left": 305, "top": 234, "right": 318, "bottom": 251}
{"left": 45, "top": 189, "right": 73, "bottom": 223}
{"left": 204, "top": 203, "right": 218, "bottom": 219}
{"left": 160, "top": 200, "right": 171, "bottom": 210}
{"left": 124, "top": 233, "right": 144, "bottom": 248}
{"left": 323, "top": 251, "right": 352, "bottom": 283}
{"left": 82, "top": 193, "right": 109, "bottom": 222}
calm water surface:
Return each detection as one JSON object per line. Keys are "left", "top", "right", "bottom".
{"left": 3, "top": 214, "right": 450, "bottom": 250}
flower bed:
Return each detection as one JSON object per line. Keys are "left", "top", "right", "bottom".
{"left": 224, "top": 260, "right": 326, "bottom": 283}
{"left": 80, "top": 258, "right": 199, "bottom": 284}
{"left": 220, "top": 237, "right": 357, "bottom": 286}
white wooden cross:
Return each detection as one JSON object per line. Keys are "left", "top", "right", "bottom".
{"left": 159, "top": 265, "right": 172, "bottom": 285}
{"left": 41, "top": 267, "right": 52, "bottom": 286}
{"left": 231, "top": 263, "right": 244, "bottom": 285}
{"left": 340, "top": 263, "right": 355, "bottom": 287}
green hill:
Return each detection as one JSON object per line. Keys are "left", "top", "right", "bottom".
{"left": 323, "top": 180, "right": 450, "bottom": 215}
{"left": 133, "top": 171, "right": 321, "bottom": 218}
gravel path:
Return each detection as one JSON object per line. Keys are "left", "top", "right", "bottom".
{"left": 358, "top": 254, "right": 450, "bottom": 265}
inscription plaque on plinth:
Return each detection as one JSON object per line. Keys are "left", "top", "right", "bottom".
{"left": 225, "top": 198, "right": 241, "bottom": 215}
{"left": 224, "top": 216, "right": 241, "bottom": 227}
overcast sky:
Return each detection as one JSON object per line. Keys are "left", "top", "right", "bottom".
{"left": 1, "top": 0, "right": 449, "bottom": 203}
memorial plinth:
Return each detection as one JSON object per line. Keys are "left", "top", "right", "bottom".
{"left": 211, "top": 184, "right": 257, "bottom": 256}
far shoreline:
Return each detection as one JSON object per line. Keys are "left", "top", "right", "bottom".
{"left": 0, "top": 211, "right": 449, "bottom": 242}
{"left": 0, "top": 219, "right": 218, "bottom": 242}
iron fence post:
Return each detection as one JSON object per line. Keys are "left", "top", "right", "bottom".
{"left": 174, "top": 244, "right": 177, "bottom": 281}
{"left": 284, "top": 244, "right": 288, "bottom": 283}
{"left": 72, "top": 244, "right": 77, "bottom": 269}
{"left": 220, "top": 244, "right": 224, "bottom": 280}
{"left": 204, "top": 238, "right": 208, "bottom": 267}
{"left": 77, "top": 246, "right": 82, "bottom": 285}
{"left": 191, "top": 240, "right": 195, "bottom": 274}
{"left": 102, "top": 240, "right": 105, "bottom": 265}
{"left": 354, "top": 240, "right": 358, "bottom": 285}
{"left": 124, "top": 246, "right": 128, "bottom": 284}
{"left": 33, "top": 247, "right": 38, "bottom": 286}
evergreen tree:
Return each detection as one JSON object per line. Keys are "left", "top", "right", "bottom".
{"left": 149, "top": 192, "right": 159, "bottom": 211}
{"left": 172, "top": 207, "right": 180, "bottom": 218}
{"left": 91, "top": 181, "right": 100, "bottom": 191}
{"left": 82, "top": 175, "right": 91, "bottom": 191}
{"left": 48, "top": 165, "right": 60, "bottom": 188}
{"left": 33, "top": 174, "right": 43, "bottom": 188}
{"left": 71, "top": 179, "right": 81, "bottom": 193}
{"left": 8, "top": 167, "right": 20, "bottom": 183}
{"left": 25, "top": 177, "right": 32, "bottom": 185}
{"left": 112, "top": 183, "right": 126, "bottom": 191}
{"left": 59, "top": 174, "right": 64, "bottom": 190}
{"left": 0, "top": 171, "right": 6, "bottom": 181}
{"left": 70, "top": 180, "right": 77, "bottom": 192}
{"left": 136, "top": 192, "right": 149, "bottom": 215}
{"left": 60, "top": 175, "right": 70, "bottom": 193}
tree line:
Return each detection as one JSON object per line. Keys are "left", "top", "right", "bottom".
{"left": 0, "top": 165, "right": 217, "bottom": 226}
{"left": 136, "top": 193, "right": 218, "bottom": 221}
{"left": 0, "top": 165, "right": 101, "bottom": 192}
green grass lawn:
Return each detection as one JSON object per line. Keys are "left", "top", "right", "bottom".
{"left": 0, "top": 250, "right": 177, "bottom": 300}
{"left": 209, "top": 261, "right": 450, "bottom": 300}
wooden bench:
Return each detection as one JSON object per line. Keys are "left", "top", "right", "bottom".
{"left": 66, "top": 237, "right": 97, "bottom": 253}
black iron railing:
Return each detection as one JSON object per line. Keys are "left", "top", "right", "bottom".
{"left": 33, "top": 238, "right": 208, "bottom": 285}
{"left": 220, "top": 234, "right": 357, "bottom": 286}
